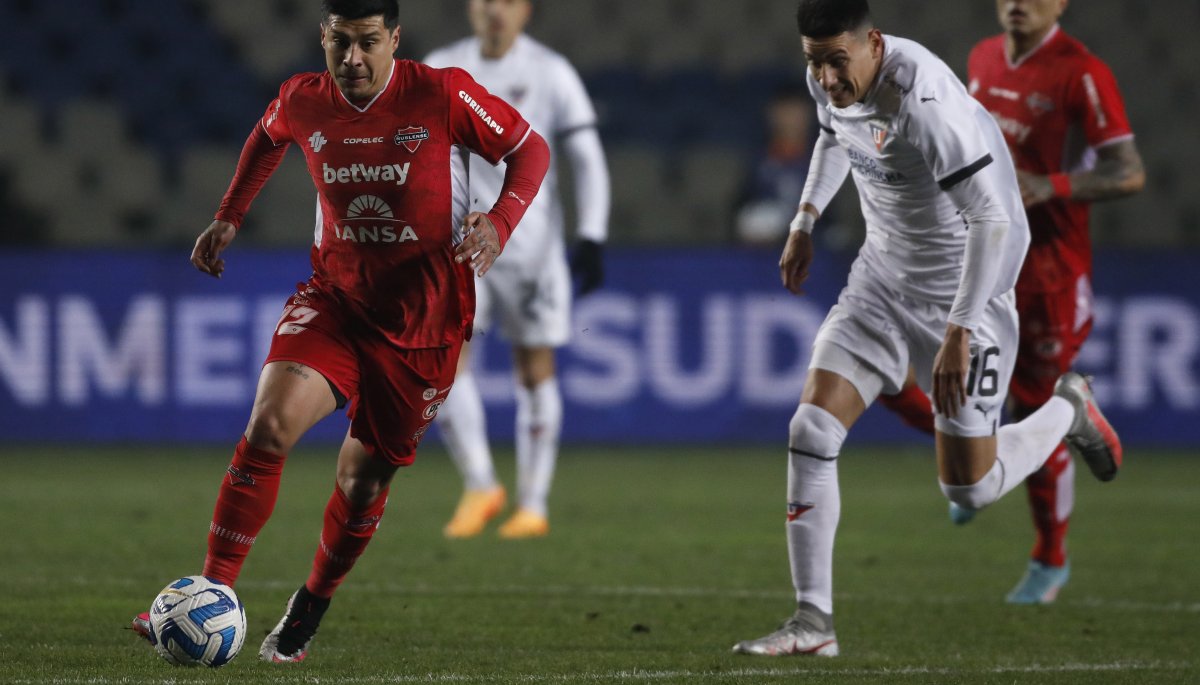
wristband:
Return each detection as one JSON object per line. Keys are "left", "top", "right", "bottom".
{"left": 1049, "top": 173, "right": 1072, "bottom": 199}
{"left": 789, "top": 210, "right": 817, "bottom": 234}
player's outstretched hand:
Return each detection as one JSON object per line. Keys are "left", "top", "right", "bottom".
{"left": 190, "top": 220, "right": 237, "bottom": 278}
{"left": 779, "top": 230, "right": 814, "bottom": 295}
{"left": 456, "top": 212, "right": 503, "bottom": 277}
{"left": 932, "top": 324, "right": 972, "bottom": 418}
{"left": 570, "top": 239, "right": 605, "bottom": 296}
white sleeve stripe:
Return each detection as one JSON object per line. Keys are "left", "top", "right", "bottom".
{"left": 500, "top": 127, "right": 533, "bottom": 161}
{"left": 1093, "top": 133, "right": 1135, "bottom": 149}
{"left": 260, "top": 119, "right": 283, "bottom": 146}
{"left": 1082, "top": 73, "right": 1108, "bottom": 129}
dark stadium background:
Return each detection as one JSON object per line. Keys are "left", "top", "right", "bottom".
{"left": 0, "top": 0, "right": 1196, "bottom": 446}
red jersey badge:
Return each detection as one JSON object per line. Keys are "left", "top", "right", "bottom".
{"left": 394, "top": 126, "right": 429, "bottom": 153}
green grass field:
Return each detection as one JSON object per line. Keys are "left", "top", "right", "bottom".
{"left": 1, "top": 443, "right": 1196, "bottom": 684}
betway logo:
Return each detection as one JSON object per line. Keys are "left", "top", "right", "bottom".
{"left": 458, "top": 90, "right": 505, "bottom": 135}
{"left": 322, "top": 162, "right": 410, "bottom": 185}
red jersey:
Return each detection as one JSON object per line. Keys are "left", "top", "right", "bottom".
{"left": 256, "top": 60, "right": 532, "bottom": 348}
{"left": 968, "top": 25, "right": 1133, "bottom": 293}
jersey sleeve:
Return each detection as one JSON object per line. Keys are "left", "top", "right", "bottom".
{"left": 965, "top": 42, "right": 987, "bottom": 95}
{"left": 550, "top": 57, "right": 598, "bottom": 135}
{"left": 260, "top": 78, "right": 300, "bottom": 145}
{"left": 899, "top": 74, "right": 994, "bottom": 190}
{"left": 1066, "top": 56, "right": 1133, "bottom": 146}
{"left": 444, "top": 67, "right": 532, "bottom": 165}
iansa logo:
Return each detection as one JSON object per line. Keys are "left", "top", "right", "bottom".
{"left": 348, "top": 194, "right": 393, "bottom": 219}
{"left": 335, "top": 195, "right": 419, "bottom": 244}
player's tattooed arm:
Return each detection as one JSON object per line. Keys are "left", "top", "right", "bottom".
{"left": 1017, "top": 139, "right": 1145, "bottom": 207}
{"left": 1066, "top": 138, "right": 1146, "bottom": 202}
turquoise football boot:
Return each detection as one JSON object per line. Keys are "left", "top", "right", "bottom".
{"left": 1006, "top": 560, "right": 1071, "bottom": 604}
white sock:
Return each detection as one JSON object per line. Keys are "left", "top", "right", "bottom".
{"left": 940, "top": 396, "right": 1075, "bottom": 510}
{"left": 435, "top": 371, "right": 498, "bottom": 491}
{"left": 786, "top": 403, "right": 847, "bottom": 617}
{"left": 514, "top": 377, "right": 562, "bottom": 517}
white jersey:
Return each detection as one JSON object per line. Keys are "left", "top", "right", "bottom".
{"left": 425, "top": 35, "right": 599, "bottom": 268}
{"left": 808, "top": 35, "right": 1029, "bottom": 306}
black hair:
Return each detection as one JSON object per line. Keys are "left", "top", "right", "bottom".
{"left": 796, "top": 0, "right": 872, "bottom": 39}
{"left": 322, "top": 0, "right": 400, "bottom": 30}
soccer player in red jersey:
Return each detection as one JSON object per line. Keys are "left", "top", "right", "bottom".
{"left": 967, "top": 0, "right": 1144, "bottom": 604}
{"left": 881, "top": 0, "right": 1144, "bottom": 605}
{"left": 131, "top": 0, "right": 549, "bottom": 662}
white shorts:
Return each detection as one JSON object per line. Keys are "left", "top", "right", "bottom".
{"left": 473, "top": 250, "right": 572, "bottom": 348}
{"left": 809, "top": 259, "right": 1018, "bottom": 438}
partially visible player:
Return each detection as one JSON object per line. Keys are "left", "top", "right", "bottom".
{"left": 959, "top": 0, "right": 1144, "bottom": 602}
{"left": 130, "top": 0, "right": 549, "bottom": 662}
{"left": 732, "top": 0, "right": 1123, "bottom": 657}
{"left": 424, "top": 0, "right": 610, "bottom": 539}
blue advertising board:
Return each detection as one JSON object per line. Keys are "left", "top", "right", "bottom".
{"left": 1, "top": 248, "right": 1196, "bottom": 446}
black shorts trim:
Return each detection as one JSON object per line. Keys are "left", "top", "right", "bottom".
{"left": 327, "top": 377, "right": 348, "bottom": 409}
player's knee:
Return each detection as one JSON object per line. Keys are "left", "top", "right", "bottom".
{"left": 244, "top": 411, "right": 296, "bottom": 455}
{"left": 939, "top": 464, "right": 1003, "bottom": 510}
{"left": 336, "top": 471, "right": 391, "bottom": 508}
{"left": 788, "top": 404, "right": 845, "bottom": 506}
{"left": 788, "top": 403, "right": 848, "bottom": 458}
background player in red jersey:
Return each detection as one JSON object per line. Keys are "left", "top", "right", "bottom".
{"left": 881, "top": 0, "right": 1144, "bottom": 605}
{"left": 130, "top": 0, "right": 549, "bottom": 662}
{"left": 966, "top": 0, "right": 1144, "bottom": 604}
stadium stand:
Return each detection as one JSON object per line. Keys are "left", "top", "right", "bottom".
{"left": 0, "top": 0, "right": 1194, "bottom": 247}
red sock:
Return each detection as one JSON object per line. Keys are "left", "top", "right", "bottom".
{"left": 202, "top": 437, "right": 285, "bottom": 586}
{"left": 1025, "top": 443, "right": 1074, "bottom": 567}
{"left": 305, "top": 485, "right": 389, "bottom": 598}
{"left": 877, "top": 383, "right": 935, "bottom": 436}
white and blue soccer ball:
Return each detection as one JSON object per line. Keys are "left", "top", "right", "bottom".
{"left": 147, "top": 576, "right": 246, "bottom": 667}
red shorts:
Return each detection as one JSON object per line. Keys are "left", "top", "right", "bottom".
{"left": 1009, "top": 274, "right": 1093, "bottom": 411}
{"left": 265, "top": 280, "right": 461, "bottom": 466}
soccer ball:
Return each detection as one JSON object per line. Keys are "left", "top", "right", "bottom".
{"left": 147, "top": 576, "right": 246, "bottom": 667}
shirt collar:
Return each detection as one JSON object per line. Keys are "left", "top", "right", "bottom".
{"left": 1007, "top": 23, "right": 1060, "bottom": 69}
{"left": 338, "top": 59, "right": 396, "bottom": 113}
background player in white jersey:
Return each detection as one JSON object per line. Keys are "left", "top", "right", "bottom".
{"left": 424, "top": 0, "right": 610, "bottom": 539}
{"left": 732, "top": 0, "right": 1123, "bottom": 657}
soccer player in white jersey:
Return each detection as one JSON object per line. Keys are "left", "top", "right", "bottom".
{"left": 424, "top": 0, "right": 611, "bottom": 539}
{"left": 732, "top": 0, "right": 1123, "bottom": 656}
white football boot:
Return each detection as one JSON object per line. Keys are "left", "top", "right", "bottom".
{"left": 732, "top": 603, "right": 839, "bottom": 656}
